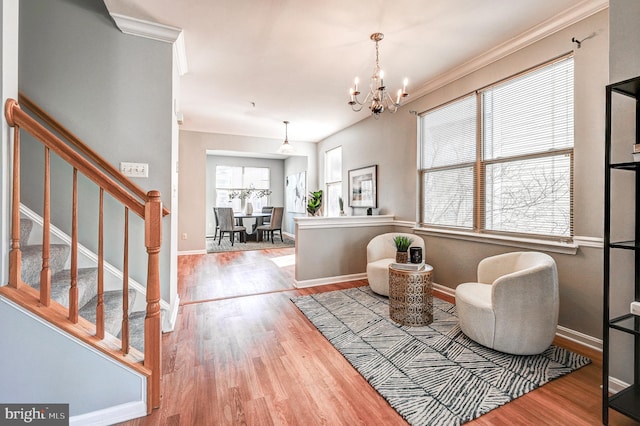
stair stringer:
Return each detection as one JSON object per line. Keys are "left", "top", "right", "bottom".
{"left": 0, "top": 295, "right": 148, "bottom": 425}
{"left": 19, "top": 204, "right": 172, "bottom": 318}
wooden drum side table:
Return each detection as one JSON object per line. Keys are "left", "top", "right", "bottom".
{"left": 388, "top": 264, "right": 434, "bottom": 326}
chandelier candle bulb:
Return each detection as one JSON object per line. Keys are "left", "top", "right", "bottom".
{"left": 396, "top": 89, "right": 401, "bottom": 104}
{"left": 354, "top": 77, "right": 359, "bottom": 92}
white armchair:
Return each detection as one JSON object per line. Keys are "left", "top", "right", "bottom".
{"left": 455, "top": 251, "right": 559, "bottom": 355}
{"left": 366, "top": 233, "right": 425, "bottom": 296}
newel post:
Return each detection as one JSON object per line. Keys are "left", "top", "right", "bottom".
{"left": 6, "top": 99, "right": 21, "bottom": 288}
{"left": 144, "top": 190, "right": 162, "bottom": 410}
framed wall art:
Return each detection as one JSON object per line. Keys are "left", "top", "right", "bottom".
{"left": 286, "top": 171, "right": 306, "bottom": 213}
{"left": 348, "top": 165, "right": 377, "bottom": 208}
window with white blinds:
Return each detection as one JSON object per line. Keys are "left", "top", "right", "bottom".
{"left": 420, "top": 56, "right": 574, "bottom": 239}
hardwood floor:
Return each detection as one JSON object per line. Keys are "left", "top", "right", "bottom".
{"left": 120, "top": 249, "right": 639, "bottom": 425}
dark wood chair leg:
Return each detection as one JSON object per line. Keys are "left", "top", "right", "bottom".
{"left": 218, "top": 231, "right": 224, "bottom": 245}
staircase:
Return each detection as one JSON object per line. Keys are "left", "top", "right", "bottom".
{"left": 1, "top": 94, "right": 166, "bottom": 414}
{"left": 19, "top": 218, "right": 146, "bottom": 351}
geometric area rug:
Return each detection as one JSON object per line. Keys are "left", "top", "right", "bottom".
{"left": 291, "top": 286, "right": 591, "bottom": 426}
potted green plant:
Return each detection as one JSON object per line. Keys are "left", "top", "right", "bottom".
{"left": 393, "top": 235, "right": 413, "bottom": 263}
{"left": 307, "top": 190, "right": 323, "bottom": 216}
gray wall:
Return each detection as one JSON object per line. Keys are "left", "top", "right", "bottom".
{"left": 318, "top": 111, "right": 417, "bottom": 219}
{"left": 18, "top": 0, "right": 175, "bottom": 301}
{"left": 316, "top": 11, "right": 608, "bottom": 342}
{"left": 0, "top": 297, "right": 146, "bottom": 418}
{"left": 607, "top": 0, "right": 640, "bottom": 386}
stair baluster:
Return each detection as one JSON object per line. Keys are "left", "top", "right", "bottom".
{"left": 97, "top": 188, "right": 104, "bottom": 339}
{"left": 9, "top": 124, "right": 21, "bottom": 288}
{"left": 40, "top": 146, "right": 51, "bottom": 306}
{"left": 69, "top": 168, "right": 79, "bottom": 323}
{"left": 122, "top": 207, "right": 130, "bottom": 354}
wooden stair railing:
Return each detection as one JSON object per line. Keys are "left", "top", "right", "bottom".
{"left": 3, "top": 98, "right": 163, "bottom": 412}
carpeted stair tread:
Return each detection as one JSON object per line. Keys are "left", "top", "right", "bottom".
{"left": 123, "top": 311, "right": 147, "bottom": 352}
{"left": 79, "top": 289, "right": 137, "bottom": 337}
{"left": 18, "top": 216, "right": 147, "bottom": 355}
{"left": 20, "top": 218, "right": 33, "bottom": 246}
{"left": 29, "top": 268, "right": 97, "bottom": 309}
{"left": 21, "top": 244, "right": 70, "bottom": 286}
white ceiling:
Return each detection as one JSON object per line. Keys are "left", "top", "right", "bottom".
{"left": 104, "top": 0, "right": 605, "bottom": 143}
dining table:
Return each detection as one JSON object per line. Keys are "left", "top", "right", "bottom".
{"left": 233, "top": 212, "right": 272, "bottom": 242}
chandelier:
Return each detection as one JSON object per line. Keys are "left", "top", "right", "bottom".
{"left": 277, "top": 120, "right": 295, "bottom": 154}
{"left": 348, "top": 33, "right": 409, "bottom": 118}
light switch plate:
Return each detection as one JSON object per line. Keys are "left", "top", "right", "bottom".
{"left": 631, "top": 301, "right": 640, "bottom": 316}
{"left": 120, "top": 162, "right": 149, "bottom": 178}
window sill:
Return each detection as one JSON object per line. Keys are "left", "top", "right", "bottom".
{"left": 413, "top": 227, "right": 588, "bottom": 255}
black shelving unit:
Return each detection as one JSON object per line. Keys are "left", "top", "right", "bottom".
{"left": 603, "top": 75, "right": 640, "bottom": 424}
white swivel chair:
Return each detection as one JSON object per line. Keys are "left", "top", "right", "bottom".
{"left": 366, "top": 233, "right": 425, "bottom": 296}
{"left": 455, "top": 251, "right": 559, "bottom": 355}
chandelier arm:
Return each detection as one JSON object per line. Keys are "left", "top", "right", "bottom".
{"left": 360, "top": 91, "right": 373, "bottom": 106}
{"left": 384, "top": 91, "right": 400, "bottom": 107}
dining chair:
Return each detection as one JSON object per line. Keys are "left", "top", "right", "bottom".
{"left": 213, "top": 207, "right": 220, "bottom": 239}
{"left": 217, "top": 207, "right": 246, "bottom": 246}
{"left": 261, "top": 206, "right": 273, "bottom": 226}
{"left": 257, "top": 207, "right": 284, "bottom": 243}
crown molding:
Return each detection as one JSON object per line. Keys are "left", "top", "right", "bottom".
{"left": 110, "top": 13, "right": 188, "bottom": 75}
{"left": 410, "top": 0, "right": 608, "bottom": 101}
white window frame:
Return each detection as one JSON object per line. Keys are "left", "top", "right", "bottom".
{"left": 215, "top": 165, "right": 271, "bottom": 211}
{"left": 417, "top": 55, "right": 577, "bottom": 253}
{"left": 325, "top": 146, "right": 343, "bottom": 217}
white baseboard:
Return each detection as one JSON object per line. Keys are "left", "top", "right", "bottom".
{"left": 163, "top": 294, "right": 180, "bottom": 332}
{"left": 178, "top": 249, "right": 208, "bottom": 256}
{"left": 555, "top": 325, "right": 602, "bottom": 352}
{"left": 433, "top": 282, "right": 455, "bottom": 297}
{"left": 70, "top": 401, "right": 146, "bottom": 426}
{"left": 294, "top": 273, "right": 367, "bottom": 288}
{"left": 608, "top": 376, "right": 630, "bottom": 394}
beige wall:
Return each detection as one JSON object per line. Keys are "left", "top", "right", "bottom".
{"left": 178, "top": 130, "right": 317, "bottom": 252}
{"left": 314, "top": 11, "right": 609, "bottom": 342}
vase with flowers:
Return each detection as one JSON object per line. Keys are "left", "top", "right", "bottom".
{"left": 228, "top": 186, "right": 273, "bottom": 214}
